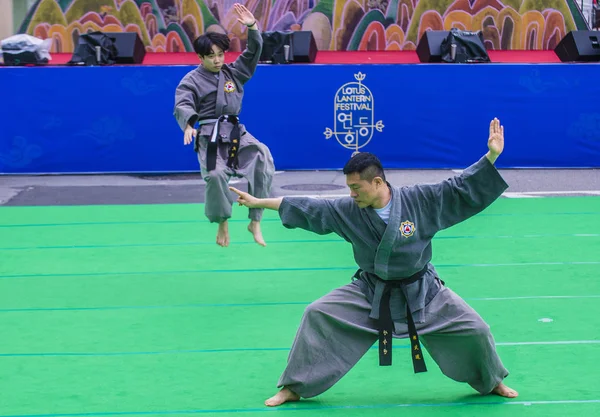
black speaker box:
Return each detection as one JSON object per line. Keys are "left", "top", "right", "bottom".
{"left": 259, "top": 30, "right": 317, "bottom": 63}
{"left": 555, "top": 30, "right": 600, "bottom": 62}
{"left": 416, "top": 30, "right": 450, "bottom": 63}
{"left": 291, "top": 30, "right": 317, "bottom": 63}
{"left": 106, "top": 32, "right": 146, "bottom": 64}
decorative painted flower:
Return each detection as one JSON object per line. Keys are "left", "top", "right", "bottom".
{"left": 19, "top": 0, "right": 587, "bottom": 53}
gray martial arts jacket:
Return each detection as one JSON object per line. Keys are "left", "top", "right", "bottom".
{"left": 173, "top": 29, "right": 263, "bottom": 142}
{"left": 278, "top": 156, "right": 509, "bottom": 323}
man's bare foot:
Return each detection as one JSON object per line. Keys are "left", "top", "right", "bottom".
{"left": 248, "top": 220, "right": 266, "bottom": 246}
{"left": 265, "top": 388, "right": 300, "bottom": 407}
{"left": 216, "top": 221, "right": 230, "bottom": 247}
{"left": 491, "top": 382, "right": 518, "bottom": 398}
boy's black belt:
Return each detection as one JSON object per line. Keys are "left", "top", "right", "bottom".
{"left": 198, "top": 115, "right": 241, "bottom": 171}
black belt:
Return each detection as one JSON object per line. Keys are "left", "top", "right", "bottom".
{"left": 203, "top": 115, "right": 241, "bottom": 171}
{"left": 354, "top": 266, "right": 429, "bottom": 373}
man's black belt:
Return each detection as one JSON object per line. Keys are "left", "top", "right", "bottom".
{"left": 201, "top": 115, "right": 241, "bottom": 172}
{"left": 354, "top": 266, "right": 429, "bottom": 373}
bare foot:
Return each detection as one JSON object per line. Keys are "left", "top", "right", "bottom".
{"left": 248, "top": 220, "right": 266, "bottom": 247}
{"left": 216, "top": 221, "right": 229, "bottom": 247}
{"left": 265, "top": 388, "right": 300, "bottom": 407}
{"left": 491, "top": 382, "right": 519, "bottom": 398}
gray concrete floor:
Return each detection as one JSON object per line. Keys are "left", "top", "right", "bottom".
{"left": 1, "top": 167, "right": 600, "bottom": 206}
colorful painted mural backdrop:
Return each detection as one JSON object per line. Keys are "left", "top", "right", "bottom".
{"left": 18, "top": 0, "right": 589, "bottom": 53}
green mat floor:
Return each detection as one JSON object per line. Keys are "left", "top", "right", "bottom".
{"left": 0, "top": 197, "right": 599, "bottom": 416}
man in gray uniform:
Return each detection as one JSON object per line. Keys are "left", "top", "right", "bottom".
{"left": 230, "top": 118, "right": 519, "bottom": 406}
{"left": 174, "top": 3, "right": 275, "bottom": 247}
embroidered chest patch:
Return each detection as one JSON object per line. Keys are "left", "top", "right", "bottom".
{"left": 400, "top": 220, "right": 415, "bottom": 238}
{"left": 224, "top": 81, "right": 236, "bottom": 93}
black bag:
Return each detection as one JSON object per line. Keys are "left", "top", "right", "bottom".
{"left": 440, "top": 28, "right": 490, "bottom": 63}
{"left": 1, "top": 35, "right": 50, "bottom": 65}
{"left": 259, "top": 31, "right": 293, "bottom": 64}
{"left": 68, "top": 31, "right": 118, "bottom": 66}
{"left": 3, "top": 51, "right": 48, "bottom": 66}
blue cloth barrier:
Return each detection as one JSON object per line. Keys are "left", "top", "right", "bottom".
{"left": 1, "top": 63, "right": 599, "bottom": 174}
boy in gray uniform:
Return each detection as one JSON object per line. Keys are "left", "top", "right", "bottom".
{"left": 174, "top": 3, "right": 275, "bottom": 247}
{"left": 231, "top": 118, "right": 519, "bottom": 406}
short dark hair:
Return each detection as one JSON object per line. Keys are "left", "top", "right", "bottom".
{"left": 342, "top": 152, "right": 386, "bottom": 182}
{"left": 193, "top": 32, "right": 230, "bottom": 56}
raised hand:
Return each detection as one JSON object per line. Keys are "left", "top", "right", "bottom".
{"left": 234, "top": 3, "right": 256, "bottom": 26}
{"left": 488, "top": 117, "right": 504, "bottom": 157}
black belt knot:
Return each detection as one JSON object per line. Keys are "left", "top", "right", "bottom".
{"left": 204, "top": 115, "right": 241, "bottom": 171}
{"left": 354, "top": 266, "right": 429, "bottom": 373}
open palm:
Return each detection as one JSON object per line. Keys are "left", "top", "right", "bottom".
{"left": 234, "top": 3, "right": 255, "bottom": 26}
{"left": 488, "top": 118, "right": 504, "bottom": 156}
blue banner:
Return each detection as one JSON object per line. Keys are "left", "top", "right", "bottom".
{"left": 1, "top": 63, "right": 599, "bottom": 174}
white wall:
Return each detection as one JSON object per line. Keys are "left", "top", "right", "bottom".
{"left": 0, "top": 0, "right": 14, "bottom": 41}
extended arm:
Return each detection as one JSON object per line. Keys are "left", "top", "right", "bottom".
{"left": 411, "top": 118, "right": 508, "bottom": 231}
{"left": 230, "top": 187, "right": 348, "bottom": 236}
{"left": 231, "top": 187, "right": 283, "bottom": 211}
{"left": 229, "top": 4, "right": 263, "bottom": 83}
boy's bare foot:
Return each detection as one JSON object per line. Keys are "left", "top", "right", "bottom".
{"left": 216, "top": 221, "right": 229, "bottom": 247}
{"left": 248, "top": 220, "right": 266, "bottom": 246}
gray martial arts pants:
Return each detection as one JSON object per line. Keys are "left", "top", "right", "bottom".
{"left": 197, "top": 128, "right": 275, "bottom": 223}
{"left": 277, "top": 280, "right": 509, "bottom": 398}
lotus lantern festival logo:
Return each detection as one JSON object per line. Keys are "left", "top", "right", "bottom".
{"left": 324, "top": 72, "right": 384, "bottom": 155}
